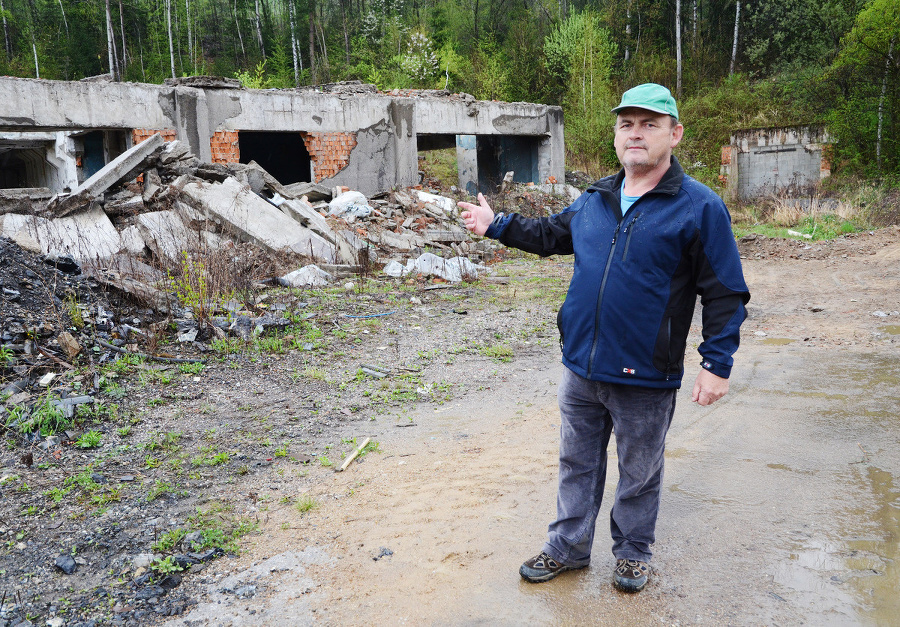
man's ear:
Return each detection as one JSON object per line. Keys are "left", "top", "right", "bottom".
{"left": 671, "top": 123, "right": 685, "bottom": 148}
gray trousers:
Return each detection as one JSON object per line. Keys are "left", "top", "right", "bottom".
{"left": 543, "top": 367, "right": 677, "bottom": 566}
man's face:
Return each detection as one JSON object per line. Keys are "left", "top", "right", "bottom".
{"left": 614, "top": 108, "right": 684, "bottom": 173}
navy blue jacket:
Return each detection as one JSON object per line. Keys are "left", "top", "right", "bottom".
{"left": 485, "top": 157, "right": 750, "bottom": 388}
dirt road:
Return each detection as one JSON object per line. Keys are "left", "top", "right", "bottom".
{"left": 166, "top": 230, "right": 900, "bottom": 626}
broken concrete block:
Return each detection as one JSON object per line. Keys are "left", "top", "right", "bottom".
{"left": 282, "top": 182, "right": 333, "bottom": 202}
{"left": 51, "top": 133, "right": 164, "bottom": 217}
{"left": 104, "top": 194, "right": 144, "bottom": 217}
{"left": 412, "top": 253, "right": 480, "bottom": 282}
{"left": 136, "top": 211, "right": 199, "bottom": 261}
{"left": 158, "top": 140, "right": 192, "bottom": 165}
{"left": 382, "top": 260, "right": 409, "bottom": 278}
{"left": 181, "top": 177, "right": 336, "bottom": 262}
{"left": 0, "top": 204, "right": 122, "bottom": 262}
{"left": 0, "top": 188, "right": 53, "bottom": 215}
{"left": 374, "top": 230, "right": 415, "bottom": 251}
{"left": 423, "top": 227, "right": 469, "bottom": 243}
{"left": 279, "top": 265, "right": 333, "bottom": 288}
{"left": 333, "top": 229, "right": 369, "bottom": 265}
{"left": 195, "top": 163, "right": 230, "bottom": 182}
{"left": 119, "top": 225, "right": 146, "bottom": 255}
{"left": 277, "top": 197, "right": 336, "bottom": 244}
{"left": 142, "top": 169, "right": 163, "bottom": 202}
{"left": 328, "top": 191, "right": 373, "bottom": 218}
{"left": 413, "top": 190, "right": 456, "bottom": 215}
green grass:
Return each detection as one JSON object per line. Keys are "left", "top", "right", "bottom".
{"left": 75, "top": 430, "right": 102, "bottom": 448}
{"left": 295, "top": 495, "right": 318, "bottom": 514}
{"left": 479, "top": 343, "right": 514, "bottom": 362}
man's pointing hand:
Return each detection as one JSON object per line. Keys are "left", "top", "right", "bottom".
{"left": 457, "top": 193, "right": 494, "bottom": 236}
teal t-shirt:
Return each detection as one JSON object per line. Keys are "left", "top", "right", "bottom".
{"left": 620, "top": 181, "right": 640, "bottom": 215}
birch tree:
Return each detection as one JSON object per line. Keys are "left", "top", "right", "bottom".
{"left": 729, "top": 0, "right": 740, "bottom": 75}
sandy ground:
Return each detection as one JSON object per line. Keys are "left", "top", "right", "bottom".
{"left": 164, "top": 231, "right": 900, "bottom": 626}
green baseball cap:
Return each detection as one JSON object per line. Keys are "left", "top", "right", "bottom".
{"left": 611, "top": 83, "right": 679, "bottom": 120}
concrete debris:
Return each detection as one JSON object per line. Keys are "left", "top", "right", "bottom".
{"left": 50, "top": 132, "right": 165, "bottom": 216}
{"left": 384, "top": 253, "right": 483, "bottom": 282}
{"left": 0, "top": 187, "right": 53, "bottom": 215}
{"left": 182, "top": 177, "right": 337, "bottom": 262}
{"left": 0, "top": 135, "right": 594, "bottom": 317}
{"left": 279, "top": 265, "right": 333, "bottom": 288}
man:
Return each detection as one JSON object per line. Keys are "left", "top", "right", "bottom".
{"left": 457, "top": 83, "right": 750, "bottom": 593}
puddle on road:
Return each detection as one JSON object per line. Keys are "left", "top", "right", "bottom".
{"left": 775, "top": 466, "right": 900, "bottom": 625}
{"left": 761, "top": 337, "right": 796, "bottom": 345}
{"left": 881, "top": 325, "right": 900, "bottom": 335}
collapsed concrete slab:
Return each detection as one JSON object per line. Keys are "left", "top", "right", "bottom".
{"left": 50, "top": 133, "right": 165, "bottom": 217}
{"left": 181, "top": 177, "right": 337, "bottom": 262}
{"left": 0, "top": 188, "right": 53, "bottom": 215}
{"left": 136, "top": 211, "right": 199, "bottom": 261}
{"left": 0, "top": 204, "right": 121, "bottom": 262}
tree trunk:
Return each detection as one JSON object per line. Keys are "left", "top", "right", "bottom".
{"left": 692, "top": 0, "right": 697, "bottom": 53}
{"left": 309, "top": 0, "right": 316, "bottom": 86}
{"left": 340, "top": 0, "right": 350, "bottom": 66}
{"left": 1, "top": 0, "right": 10, "bottom": 61}
{"left": 233, "top": 0, "right": 246, "bottom": 60}
{"left": 625, "top": 0, "right": 631, "bottom": 62}
{"left": 32, "top": 36, "right": 39, "bottom": 78}
{"left": 254, "top": 0, "right": 265, "bottom": 57}
{"left": 288, "top": 0, "right": 300, "bottom": 86}
{"left": 57, "top": 0, "right": 69, "bottom": 37}
{"left": 166, "top": 0, "right": 176, "bottom": 78}
{"left": 877, "top": 36, "right": 895, "bottom": 170}
{"left": 118, "top": 0, "right": 126, "bottom": 74}
{"left": 105, "top": 0, "right": 120, "bottom": 80}
{"left": 675, "top": 0, "right": 682, "bottom": 98}
{"left": 729, "top": 0, "right": 740, "bottom": 76}
{"left": 186, "top": 0, "right": 193, "bottom": 72}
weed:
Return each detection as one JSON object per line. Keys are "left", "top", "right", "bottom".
{"left": 117, "top": 425, "right": 132, "bottom": 437}
{"left": 274, "top": 443, "right": 289, "bottom": 457}
{"left": 147, "top": 479, "right": 174, "bottom": 502}
{"left": 0, "top": 346, "right": 13, "bottom": 365}
{"left": 178, "top": 362, "right": 205, "bottom": 375}
{"left": 75, "top": 431, "right": 102, "bottom": 448}
{"left": 211, "top": 337, "right": 244, "bottom": 355}
{"left": 479, "top": 343, "right": 514, "bottom": 363}
{"left": 152, "top": 528, "right": 187, "bottom": 552}
{"left": 302, "top": 366, "right": 327, "bottom": 381}
{"left": 65, "top": 293, "right": 85, "bottom": 329}
{"left": 100, "top": 381, "right": 127, "bottom": 399}
{"left": 295, "top": 495, "right": 318, "bottom": 514}
{"left": 318, "top": 456, "right": 333, "bottom": 467}
{"left": 18, "top": 395, "right": 71, "bottom": 435}
{"left": 44, "top": 486, "right": 71, "bottom": 503}
{"left": 145, "top": 455, "right": 161, "bottom": 469}
{"left": 191, "top": 446, "right": 230, "bottom": 467}
{"left": 151, "top": 555, "right": 184, "bottom": 575}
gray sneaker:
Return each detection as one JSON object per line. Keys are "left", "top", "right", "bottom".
{"left": 613, "top": 558, "right": 649, "bottom": 592}
{"left": 519, "top": 551, "right": 586, "bottom": 583}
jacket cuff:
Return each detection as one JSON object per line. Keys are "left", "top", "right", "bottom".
{"left": 700, "top": 357, "right": 731, "bottom": 379}
{"left": 484, "top": 212, "right": 512, "bottom": 239}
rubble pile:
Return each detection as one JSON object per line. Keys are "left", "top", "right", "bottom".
{"left": 0, "top": 132, "right": 574, "bottom": 295}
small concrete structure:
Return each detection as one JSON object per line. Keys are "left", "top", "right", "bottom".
{"left": 720, "top": 125, "right": 831, "bottom": 200}
{"left": 0, "top": 77, "right": 564, "bottom": 197}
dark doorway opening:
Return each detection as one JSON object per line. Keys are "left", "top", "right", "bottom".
{"left": 239, "top": 132, "right": 312, "bottom": 185}
{"left": 477, "top": 136, "right": 540, "bottom": 192}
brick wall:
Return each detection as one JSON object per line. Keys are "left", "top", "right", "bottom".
{"left": 301, "top": 132, "right": 358, "bottom": 182}
{"left": 210, "top": 131, "right": 240, "bottom": 164}
{"left": 132, "top": 129, "right": 176, "bottom": 144}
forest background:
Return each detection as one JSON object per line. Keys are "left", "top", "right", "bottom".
{"left": 1, "top": 0, "right": 898, "bottom": 218}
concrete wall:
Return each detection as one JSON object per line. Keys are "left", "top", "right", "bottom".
{"left": 720, "top": 125, "right": 831, "bottom": 200}
{"left": 0, "top": 77, "right": 564, "bottom": 197}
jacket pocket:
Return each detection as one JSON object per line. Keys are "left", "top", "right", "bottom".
{"left": 652, "top": 313, "right": 689, "bottom": 374}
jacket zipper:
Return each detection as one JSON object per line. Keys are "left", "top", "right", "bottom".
{"left": 665, "top": 317, "right": 673, "bottom": 380}
{"left": 586, "top": 220, "right": 622, "bottom": 378}
{"left": 621, "top": 212, "right": 641, "bottom": 263}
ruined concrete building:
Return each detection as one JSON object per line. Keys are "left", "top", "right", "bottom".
{"left": 0, "top": 77, "right": 564, "bottom": 197}
{"left": 720, "top": 124, "right": 832, "bottom": 200}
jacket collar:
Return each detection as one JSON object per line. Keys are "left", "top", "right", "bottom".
{"left": 586, "top": 155, "right": 686, "bottom": 197}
